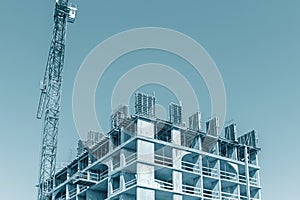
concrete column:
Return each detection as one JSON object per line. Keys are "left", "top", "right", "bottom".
{"left": 51, "top": 190, "right": 57, "bottom": 200}
{"left": 217, "top": 159, "right": 222, "bottom": 200}
{"left": 137, "top": 140, "right": 154, "bottom": 163}
{"left": 136, "top": 163, "right": 154, "bottom": 187}
{"left": 198, "top": 155, "right": 203, "bottom": 196}
{"left": 121, "top": 127, "right": 125, "bottom": 144}
{"left": 215, "top": 140, "right": 220, "bottom": 155}
{"left": 120, "top": 172, "right": 125, "bottom": 191}
{"left": 237, "top": 184, "right": 241, "bottom": 200}
{"left": 173, "top": 194, "right": 183, "bottom": 200}
{"left": 107, "top": 158, "right": 113, "bottom": 173}
{"left": 120, "top": 193, "right": 135, "bottom": 200}
{"left": 136, "top": 187, "right": 154, "bottom": 200}
{"left": 197, "top": 135, "right": 202, "bottom": 150}
{"left": 172, "top": 148, "right": 189, "bottom": 170}
{"left": 173, "top": 171, "right": 182, "bottom": 193}
{"left": 88, "top": 154, "right": 92, "bottom": 166}
{"left": 256, "top": 151, "right": 259, "bottom": 166}
{"left": 196, "top": 154, "right": 202, "bottom": 173}
{"left": 67, "top": 168, "right": 70, "bottom": 180}
{"left": 233, "top": 145, "right": 237, "bottom": 160}
{"left": 172, "top": 148, "right": 182, "bottom": 169}
{"left": 120, "top": 149, "right": 126, "bottom": 167}
{"left": 87, "top": 170, "right": 90, "bottom": 181}
{"left": 258, "top": 188, "right": 262, "bottom": 200}
{"left": 66, "top": 184, "right": 69, "bottom": 199}
{"left": 172, "top": 129, "right": 181, "bottom": 145}
{"left": 244, "top": 146, "right": 251, "bottom": 200}
{"left": 257, "top": 169, "right": 262, "bottom": 199}
{"left": 107, "top": 177, "right": 113, "bottom": 197}
{"left": 136, "top": 139, "right": 155, "bottom": 191}
{"left": 137, "top": 119, "right": 154, "bottom": 138}
{"left": 76, "top": 184, "right": 80, "bottom": 196}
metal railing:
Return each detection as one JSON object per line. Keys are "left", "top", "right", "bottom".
{"left": 249, "top": 177, "right": 258, "bottom": 186}
{"left": 203, "top": 189, "right": 219, "bottom": 199}
{"left": 125, "top": 178, "right": 137, "bottom": 188}
{"left": 68, "top": 187, "right": 76, "bottom": 198}
{"left": 154, "top": 154, "right": 173, "bottom": 167}
{"left": 154, "top": 179, "right": 173, "bottom": 191}
{"left": 181, "top": 160, "right": 200, "bottom": 173}
{"left": 182, "top": 184, "right": 201, "bottom": 196}
{"left": 202, "top": 166, "right": 218, "bottom": 177}
{"left": 112, "top": 187, "right": 121, "bottom": 193}
{"left": 239, "top": 174, "right": 246, "bottom": 183}
{"left": 78, "top": 185, "right": 88, "bottom": 192}
{"left": 56, "top": 193, "right": 66, "bottom": 200}
{"left": 240, "top": 195, "right": 260, "bottom": 200}
{"left": 77, "top": 171, "right": 88, "bottom": 180}
{"left": 220, "top": 170, "right": 238, "bottom": 181}
{"left": 221, "top": 191, "right": 239, "bottom": 200}
{"left": 238, "top": 175, "right": 259, "bottom": 186}
{"left": 240, "top": 195, "right": 248, "bottom": 200}
{"left": 125, "top": 153, "right": 137, "bottom": 165}
{"left": 90, "top": 170, "right": 108, "bottom": 182}
{"left": 75, "top": 170, "right": 108, "bottom": 182}
{"left": 113, "top": 161, "right": 120, "bottom": 170}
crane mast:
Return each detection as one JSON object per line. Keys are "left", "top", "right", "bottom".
{"left": 37, "top": 0, "right": 77, "bottom": 200}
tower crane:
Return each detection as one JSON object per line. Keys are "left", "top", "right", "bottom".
{"left": 36, "top": 0, "right": 77, "bottom": 199}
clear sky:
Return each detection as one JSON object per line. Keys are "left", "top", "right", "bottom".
{"left": 0, "top": 0, "right": 299, "bottom": 199}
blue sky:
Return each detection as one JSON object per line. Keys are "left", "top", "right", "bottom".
{"left": 0, "top": 0, "right": 299, "bottom": 199}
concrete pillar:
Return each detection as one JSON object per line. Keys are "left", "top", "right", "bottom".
{"left": 257, "top": 169, "right": 262, "bottom": 199}
{"left": 136, "top": 139, "right": 155, "bottom": 194}
{"left": 172, "top": 129, "right": 181, "bottom": 145}
{"left": 215, "top": 140, "right": 220, "bottom": 155}
{"left": 76, "top": 184, "right": 80, "bottom": 198}
{"left": 217, "top": 159, "right": 222, "bottom": 200}
{"left": 120, "top": 193, "right": 135, "bottom": 200}
{"left": 121, "top": 127, "right": 125, "bottom": 144}
{"left": 107, "top": 177, "right": 113, "bottom": 197}
{"left": 195, "top": 154, "right": 202, "bottom": 173}
{"left": 106, "top": 158, "right": 113, "bottom": 173}
{"left": 137, "top": 119, "right": 154, "bottom": 138}
{"left": 65, "top": 184, "right": 69, "bottom": 199}
{"left": 244, "top": 146, "right": 251, "bottom": 200}
{"left": 87, "top": 170, "right": 90, "bottom": 181}
{"left": 136, "top": 187, "right": 154, "bottom": 200}
{"left": 173, "top": 194, "right": 183, "bottom": 200}
{"left": 120, "top": 149, "right": 126, "bottom": 167}
{"left": 237, "top": 184, "right": 241, "bottom": 200}
{"left": 192, "top": 155, "right": 202, "bottom": 195}
{"left": 173, "top": 171, "right": 182, "bottom": 193}
{"left": 120, "top": 172, "right": 125, "bottom": 191}
{"left": 136, "top": 163, "right": 154, "bottom": 187}
{"left": 67, "top": 168, "right": 70, "bottom": 180}
{"left": 137, "top": 140, "right": 154, "bottom": 163}
{"left": 197, "top": 135, "right": 201, "bottom": 150}
{"left": 172, "top": 148, "right": 182, "bottom": 169}
{"left": 233, "top": 144, "right": 238, "bottom": 160}
{"left": 255, "top": 151, "right": 259, "bottom": 166}
{"left": 88, "top": 154, "right": 92, "bottom": 165}
{"left": 51, "top": 190, "right": 57, "bottom": 200}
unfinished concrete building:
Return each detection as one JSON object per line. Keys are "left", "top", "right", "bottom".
{"left": 52, "top": 92, "right": 261, "bottom": 200}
